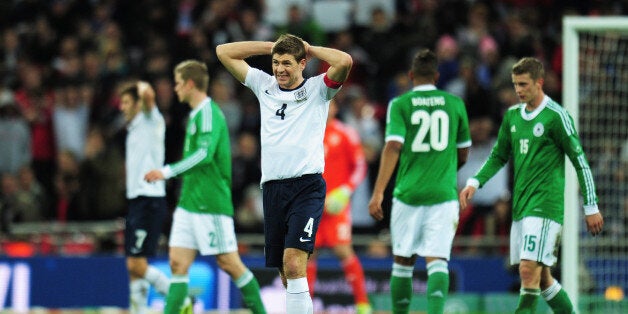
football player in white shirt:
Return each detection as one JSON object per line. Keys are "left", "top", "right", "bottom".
{"left": 119, "top": 81, "right": 171, "bottom": 314}
{"left": 217, "top": 34, "right": 352, "bottom": 314}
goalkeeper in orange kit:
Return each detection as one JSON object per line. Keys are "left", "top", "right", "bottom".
{"left": 306, "top": 99, "right": 372, "bottom": 314}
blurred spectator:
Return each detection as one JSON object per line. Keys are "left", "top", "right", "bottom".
{"left": 226, "top": 6, "right": 274, "bottom": 42}
{"left": 0, "top": 170, "right": 45, "bottom": 234}
{"left": 23, "top": 15, "right": 57, "bottom": 65}
{"left": 231, "top": 131, "right": 262, "bottom": 210}
{"left": 501, "top": 9, "right": 539, "bottom": 59}
{"left": 455, "top": 2, "right": 493, "bottom": 57}
{"left": 357, "top": 6, "right": 401, "bottom": 103}
{"left": 17, "top": 164, "right": 48, "bottom": 220}
{"left": 476, "top": 36, "right": 501, "bottom": 89}
{"left": 275, "top": 4, "right": 326, "bottom": 47}
{"left": 52, "top": 82, "right": 91, "bottom": 161}
{"left": 235, "top": 185, "right": 264, "bottom": 233}
{"left": 76, "top": 126, "right": 126, "bottom": 221}
{"left": 14, "top": 62, "right": 57, "bottom": 200}
{"left": 1, "top": 173, "right": 19, "bottom": 234}
{"left": 435, "top": 34, "right": 460, "bottom": 90}
{"left": 1, "top": 27, "right": 21, "bottom": 86}
{"left": 445, "top": 56, "right": 500, "bottom": 121}
{"left": 53, "top": 149, "right": 81, "bottom": 221}
{"left": 210, "top": 73, "right": 242, "bottom": 142}
{"left": 457, "top": 116, "right": 510, "bottom": 254}
{"left": 52, "top": 35, "right": 82, "bottom": 81}
{"left": 0, "top": 88, "right": 31, "bottom": 175}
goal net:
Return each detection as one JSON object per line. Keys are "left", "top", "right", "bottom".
{"left": 563, "top": 16, "right": 628, "bottom": 313}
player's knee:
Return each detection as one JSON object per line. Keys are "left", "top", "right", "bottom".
{"left": 394, "top": 255, "right": 416, "bottom": 266}
{"left": 282, "top": 258, "right": 307, "bottom": 278}
{"left": 126, "top": 258, "right": 148, "bottom": 278}
{"left": 519, "top": 262, "right": 541, "bottom": 286}
{"left": 216, "top": 254, "right": 245, "bottom": 278}
{"left": 169, "top": 258, "right": 189, "bottom": 275}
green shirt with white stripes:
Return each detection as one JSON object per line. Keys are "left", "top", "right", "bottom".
{"left": 471, "top": 96, "right": 597, "bottom": 224}
{"left": 169, "top": 98, "right": 234, "bottom": 216}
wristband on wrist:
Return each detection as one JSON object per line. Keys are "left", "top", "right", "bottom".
{"left": 584, "top": 204, "right": 599, "bottom": 216}
{"left": 465, "top": 178, "right": 480, "bottom": 189}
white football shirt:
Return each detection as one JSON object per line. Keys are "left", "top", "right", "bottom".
{"left": 245, "top": 68, "right": 341, "bottom": 184}
{"left": 125, "top": 106, "right": 166, "bottom": 198}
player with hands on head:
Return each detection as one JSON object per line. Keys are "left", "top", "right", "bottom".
{"left": 119, "top": 80, "right": 172, "bottom": 314}
{"left": 459, "top": 57, "right": 603, "bottom": 313}
{"left": 369, "top": 49, "right": 471, "bottom": 314}
{"left": 216, "top": 33, "right": 352, "bottom": 314}
{"left": 144, "top": 60, "right": 266, "bottom": 314}
{"left": 306, "top": 99, "right": 372, "bottom": 314}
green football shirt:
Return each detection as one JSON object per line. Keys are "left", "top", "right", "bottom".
{"left": 386, "top": 85, "right": 471, "bottom": 205}
{"left": 168, "top": 98, "right": 234, "bottom": 216}
{"left": 472, "top": 96, "right": 598, "bottom": 223}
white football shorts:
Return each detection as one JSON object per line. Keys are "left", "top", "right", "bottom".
{"left": 510, "top": 216, "right": 562, "bottom": 266}
{"left": 169, "top": 208, "right": 238, "bottom": 255}
{"left": 390, "top": 199, "right": 459, "bottom": 260}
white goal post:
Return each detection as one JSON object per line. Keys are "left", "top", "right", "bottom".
{"left": 563, "top": 16, "right": 628, "bottom": 313}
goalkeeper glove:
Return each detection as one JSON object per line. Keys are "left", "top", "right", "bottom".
{"left": 325, "top": 185, "right": 351, "bottom": 214}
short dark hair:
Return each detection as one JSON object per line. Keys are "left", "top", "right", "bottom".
{"left": 119, "top": 82, "right": 139, "bottom": 102}
{"left": 174, "top": 60, "right": 210, "bottom": 92}
{"left": 272, "top": 34, "right": 306, "bottom": 62}
{"left": 512, "top": 57, "right": 545, "bottom": 81}
{"left": 411, "top": 49, "right": 438, "bottom": 79}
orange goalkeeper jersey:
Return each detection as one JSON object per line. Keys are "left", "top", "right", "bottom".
{"left": 323, "top": 119, "right": 367, "bottom": 194}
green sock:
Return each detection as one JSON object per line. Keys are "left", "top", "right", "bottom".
{"left": 164, "top": 275, "right": 188, "bottom": 314}
{"left": 235, "top": 270, "right": 266, "bottom": 314}
{"left": 426, "top": 260, "right": 449, "bottom": 314}
{"left": 515, "top": 288, "right": 541, "bottom": 314}
{"left": 390, "top": 263, "right": 413, "bottom": 314}
{"left": 543, "top": 281, "right": 574, "bottom": 314}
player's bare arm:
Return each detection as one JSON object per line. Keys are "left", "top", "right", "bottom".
{"left": 216, "top": 41, "right": 274, "bottom": 83}
{"left": 368, "top": 141, "right": 402, "bottom": 221}
{"left": 137, "top": 81, "right": 155, "bottom": 113}
{"left": 307, "top": 45, "right": 353, "bottom": 83}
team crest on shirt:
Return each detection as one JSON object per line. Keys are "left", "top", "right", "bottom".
{"left": 533, "top": 122, "right": 544, "bottom": 137}
{"left": 294, "top": 88, "right": 307, "bottom": 102}
{"left": 189, "top": 124, "right": 196, "bottom": 134}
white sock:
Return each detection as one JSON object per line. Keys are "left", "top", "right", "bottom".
{"left": 541, "top": 280, "right": 561, "bottom": 301}
{"left": 144, "top": 265, "right": 170, "bottom": 296}
{"left": 130, "top": 279, "right": 150, "bottom": 314}
{"left": 286, "top": 277, "right": 313, "bottom": 314}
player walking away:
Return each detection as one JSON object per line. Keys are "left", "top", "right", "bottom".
{"left": 119, "top": 81, "right": 172, "bottom": 314}
{"left": 144, "top": 60, "right": 266, "bottom": 314}
{"left": 459, "top": 57, "right": 604, "bottom": 314}
{"left": 307, "top": 99, "right": 372, "bottom": 314}
{"left": 369, "top": 49, "right": 471, "bottom": 314}
{"left": 216, "top": 34, "right": 352, "bottom": 314}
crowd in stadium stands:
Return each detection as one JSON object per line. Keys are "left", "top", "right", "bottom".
{"left": 0, "top": 0, "right": 626, "bottom": 254}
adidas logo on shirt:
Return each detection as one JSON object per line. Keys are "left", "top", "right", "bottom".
{"left": 511, "top": 125, "right": 517, "bottom": 133}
